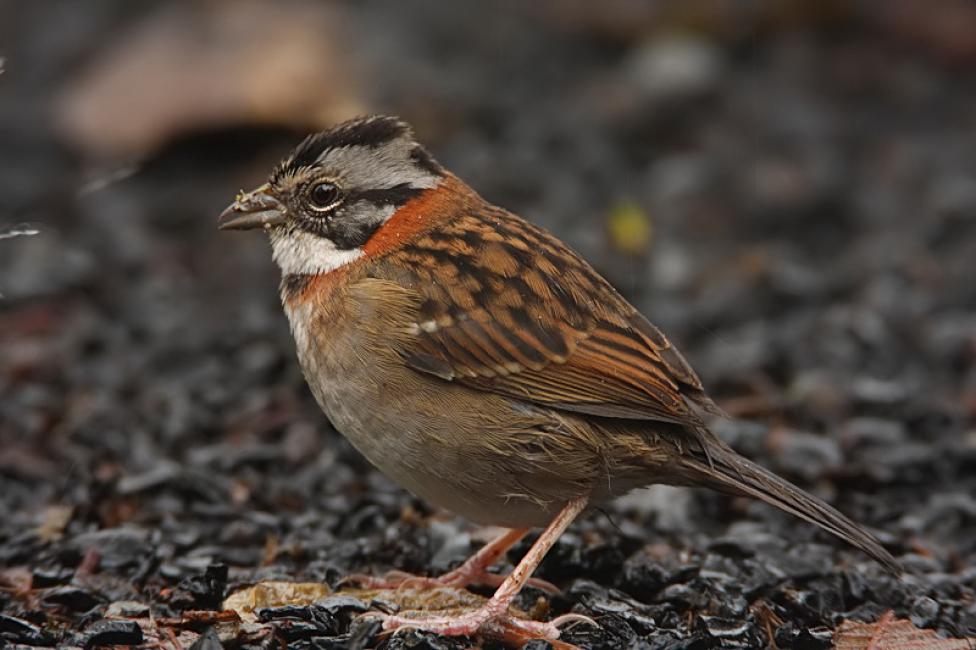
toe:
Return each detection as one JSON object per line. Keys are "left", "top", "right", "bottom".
{"left": 550, "top": 612, "right": 598, "bottom": 629}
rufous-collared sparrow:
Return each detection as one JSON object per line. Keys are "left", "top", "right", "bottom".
{"left": 219, "top": 115, "right": 899, "bottom": 643}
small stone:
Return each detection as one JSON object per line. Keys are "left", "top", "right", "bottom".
{"left": 619, "top": 554, "right": 672, "bottom": 600}
{"left": 910, "top": 595, "right": 940, "bottom": 628}
{"left": 381, "top": 629, "right": 469, "bottom": 650}
{"left": 188, "top": 626, "right": 222, "bottom": 650}
{"left": 70, "top": 527, "right": 153, "bottom": 570}
{"left": 314, "top": 595, "right": 369, "bottom": 616}
{"left": 104, "top": 600, "right": 150, "bottom": 618}
{"left": 31, "top": 567, "right": 74, "bottom": 588}
{"left": 274, "top": 619, "right": 321, "bottom": 643}
{"left": 0, "top": 613, "right": 54, "bottom": 645}
{"left": 560, "top": 612, "right": 637, "bottom": 650}
{"left": 626, "top": 34, "right": 723, "bottom": 100}
{"left": 82, "top": 620, "right": 143, "bottom": 648}
{"left": 178, "top": 564, "right": 228, "bottom": 610}
{"left": 700, "top": 615, "right": 751, "bottom": 639}
{"left": 42, "top": 586, "right": 102, "bottom": 612}
{"left": 771, "top": 429, "right": 842, "bottom": 482}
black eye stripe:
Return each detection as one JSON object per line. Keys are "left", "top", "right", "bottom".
{"left": 295, "top": 183, "right": 425, "bottom": 250}
{"left": 328, "top": 216, "right": 386, "bottom": 250}
{"left": 344, "top": 184, "right": 424, "bottom": 207}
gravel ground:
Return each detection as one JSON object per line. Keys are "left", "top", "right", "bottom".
{"left": 1, "top": 2, "right": 975, "bottom": 648}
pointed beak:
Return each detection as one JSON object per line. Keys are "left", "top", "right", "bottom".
{"left": 218, "top": 184, "right": 286, "bottom": 231}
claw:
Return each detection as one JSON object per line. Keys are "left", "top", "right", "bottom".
{"left": 549, "top": 612, "right": 599, "bottom": 629}
{"left": 341, "top": 501, "right": 592, "bottom": 648}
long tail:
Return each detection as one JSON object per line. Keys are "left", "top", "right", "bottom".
{"left": 682, "top": 438, "right": 901, "bottom": 574}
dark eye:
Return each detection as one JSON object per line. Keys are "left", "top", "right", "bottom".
{"left": 308, "top": 182, "right": 341, "bottom": 211}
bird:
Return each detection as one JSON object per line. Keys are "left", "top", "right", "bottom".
{"left": 218, "top": 115, "right": 900, "bottom": 642}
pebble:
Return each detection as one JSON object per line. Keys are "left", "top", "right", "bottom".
{"left": 81, "top": 620, "right": 143, "bottom": 648}
{"left": 0, "top": 614, "right": 54, "bottom": 646}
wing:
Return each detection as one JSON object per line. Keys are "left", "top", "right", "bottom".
{"left": 378, "top": 207, "right": 721, "bottom": 428}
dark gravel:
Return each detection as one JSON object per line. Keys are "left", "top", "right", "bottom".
{"left": 1, "top": 1, "right": 975, "bottom": 648}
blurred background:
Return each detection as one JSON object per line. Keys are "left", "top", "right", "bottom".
{"left": 1, "top": 1, "right": 974, "bottom": 647}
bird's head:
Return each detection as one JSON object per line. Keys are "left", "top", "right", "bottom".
{"left": 218, "top": 115, "right": 445, "bottom": 275}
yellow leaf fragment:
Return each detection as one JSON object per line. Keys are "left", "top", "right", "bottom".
{"left": 607, "top": 201, "right": 653, "bottom": 255}
{"left": 223, "top": 581, "right": 333, "bottom": 623}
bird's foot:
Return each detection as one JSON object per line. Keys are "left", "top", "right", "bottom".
{"left": 340, "top": 569, "right": 440, "bottom": 591}
{"left": 367, "top": 603, "right": 595, "bottom": 645}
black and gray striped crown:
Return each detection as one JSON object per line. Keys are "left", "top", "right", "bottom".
{"left": 273, "top": 115, "right": 443, "bottom": 183}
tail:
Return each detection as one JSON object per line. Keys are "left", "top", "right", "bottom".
{"left": 682, "top": 439, "right": 902, "bottom": 574}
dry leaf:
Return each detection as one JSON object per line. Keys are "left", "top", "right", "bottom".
{"left": 37, "top": 504, "right": 73, "bottom": 541}
{"left": 607, "top": 200, "right": 653, "bottom": 255}
{"left": 834, "top": 611, "right": 976, "bottom": 650}
{"left": 223, "top": 581, "right": 332, "bottom": 623}
{"left": 0, "top": 567, "right": 33, "bottom": 593}
{"left": 57, "top": 0, "right": 364, "bottom": 159}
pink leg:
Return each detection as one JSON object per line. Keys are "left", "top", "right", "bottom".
{"left": 372, "top": 497, "right": 594, "bottom": 640}
{"left": 345, "top": 526, "right": 559, "bottom": 593}
{"left": 438, "top": 527, "right": 530, "bottom": 586}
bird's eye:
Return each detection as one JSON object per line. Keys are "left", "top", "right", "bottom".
{"left": 308, "top": 182, "right": 342, "bottom": 211}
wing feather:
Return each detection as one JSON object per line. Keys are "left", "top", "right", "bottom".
{"left": 381, "top": 207, "right": 719, "bottom": 427}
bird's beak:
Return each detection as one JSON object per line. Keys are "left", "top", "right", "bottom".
{"left": 218, "top": 184, "right": 286, "bottom": 231}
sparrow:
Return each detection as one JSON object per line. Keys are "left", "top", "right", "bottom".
{"left": 218, "top": 115, "right": 900, "bottom": 642}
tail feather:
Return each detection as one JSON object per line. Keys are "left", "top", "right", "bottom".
{"left": 683, "top": 444, "right": 902, "bottom": 574}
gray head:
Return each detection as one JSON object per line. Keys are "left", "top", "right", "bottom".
{"left": 218, "top": 115, "right": 444, "bottom": 275}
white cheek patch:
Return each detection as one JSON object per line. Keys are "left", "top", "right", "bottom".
{"left": 270, "top": 228, "right": 364, "bottom": 275}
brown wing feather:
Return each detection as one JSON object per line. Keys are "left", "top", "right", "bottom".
{"left": 383, "top": 205, "right": 718, "bottom": 427}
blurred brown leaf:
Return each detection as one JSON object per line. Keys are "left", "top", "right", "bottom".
{"left": 878, "top": 0, "right": 976, "bottom": 65}
{"left": 834, "top": 611, "right": 975, "bottom": 650}
{"left": 532, "top": 0, "right": 854, "bottom": 43}
{"left": 37, "top": 504, "right": 73, "bottom": 542}
{"left": 57, "top": 0, "right": 365, "bottom": 160}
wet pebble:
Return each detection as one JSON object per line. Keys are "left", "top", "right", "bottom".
{"left": 69, "top": 528, "right": 153, "bottom": 570}
{"left": 188, "top": 626, "right": 223, "bottom": 650}
{"left": 625, "top": 35, "right": 724, "bottom": 101}
{"left": 176, "top": 564, "right": 228, "bottom": 610}
{"left": 104, "top": 601, "right": 149, "bottom": 618}
{"left": 380, "top": 629, "right": 470, "bottom": 650}
{"left": 910, "top": 595, "right": 940, "bottom": 628}
{"left": 259, "top": 595, "right": 370, "bottom": 639}
{"left": 619, "top": 554, "right": 682, "bottom": 600}
{"left": 560, "top": 613, "right": 638, "bottom": 650}
{"left": 0, "top": 613, "right": 55, "bottom": 646}
{"left": 41, "top": 586, "right": 102, "bottom": 612}
{"left": 699, "top": 615, "right": 759, "bottom": 645}
{"left": 771, "top": 429, "right": 842, "bottom": 482}
{"left": 774, "top": 624, "right": 833, "bottom": 650}
{"left": 80, "top": 620, "right": 143, "bottom": 648}
{"left": 31, "top": 567, "right": 74, "bottom": 588}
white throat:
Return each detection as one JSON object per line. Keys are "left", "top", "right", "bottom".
{"left": 269, "top": 228, "right": 364, "bottom": 275}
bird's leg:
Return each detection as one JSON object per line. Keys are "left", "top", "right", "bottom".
{"left": 370, "top": 497, "right": 595, "bottom": 640}
{"left": 344, "top": 526, "right": 558, "bottom": 593}
{"left": 438, "top": 527, "right": 532, "bottom": 587}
